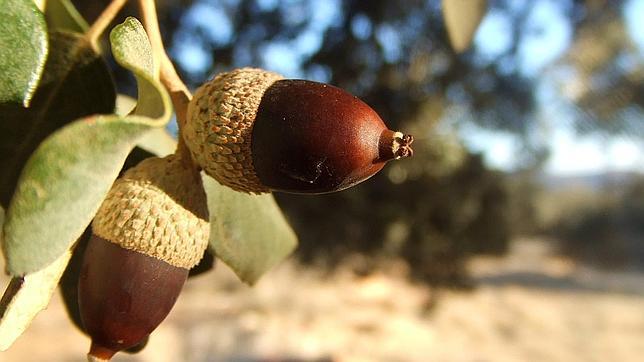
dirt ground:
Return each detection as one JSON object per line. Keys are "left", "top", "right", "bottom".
{"left": 2, "top": 238, "right": 644, "bottom": 362}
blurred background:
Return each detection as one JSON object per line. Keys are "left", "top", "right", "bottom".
{"left": 3, "top": 0, "right": 644, "bottom": 361}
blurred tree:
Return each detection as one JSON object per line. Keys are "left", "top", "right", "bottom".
{"left": 555, "top": 0, "right": 643, "bottom": 136}
{"left": 553, "top": 175, "right": 644, "bottom": 268}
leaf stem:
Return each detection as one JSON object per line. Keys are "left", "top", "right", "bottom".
{"left": 85, "top": 0, "right": 129, "bottom": 51}
{"left": 137, "top": 0, "right": 163, "bottom": 80}
{"left": 137, "top": 0, "right": 197, "bottom": 168}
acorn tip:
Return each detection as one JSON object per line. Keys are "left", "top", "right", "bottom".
{"left": 88, "top": 342, "right": 116, "bottom": 361}
{"left": 393, "top": 133, "right": 414, "bottom": 159}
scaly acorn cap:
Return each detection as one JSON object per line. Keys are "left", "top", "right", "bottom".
{"left": 92, "top": 155, "right": 210, "bottom": 269}
{"left": 185, "top": 68, "right": 283, "bottom": 193}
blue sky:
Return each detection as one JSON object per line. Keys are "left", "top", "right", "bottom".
{"left": 462, "top": 0, "right": 644, "bottom": 175}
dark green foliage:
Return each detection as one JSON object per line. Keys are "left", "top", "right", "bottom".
{"left": 553, "top": 176, "right": 644, "bottom": 269}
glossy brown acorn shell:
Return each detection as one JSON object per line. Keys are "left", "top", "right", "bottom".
{"left": 78, "top": 234, "right": 188, "bottom": 360}
{"left": 252, "top": 80, "right": 389, "bottom": 194}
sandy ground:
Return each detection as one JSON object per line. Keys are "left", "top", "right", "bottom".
{"left": 2, "top": 238, "right": 644, "bottom": 362}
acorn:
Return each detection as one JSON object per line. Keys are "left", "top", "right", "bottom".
{"left": 78, "top": 155, "right": 209, "bottom": 360}
{"left": 184, "top": 68, "right": 413, "bottom": 194}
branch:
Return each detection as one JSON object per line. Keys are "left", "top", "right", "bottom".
{"left": 137, "top": 0, "right": 195, "bottom": 165}
{"left": 85, "top": 0, "right": 129, "bottom": 51}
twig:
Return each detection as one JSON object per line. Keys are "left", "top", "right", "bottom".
{"left": 137, "top": 0, "right": 163, "bottom": 80}
{"left": 137, "top": 0, "right": 196, "bottom": 166}
{"left": 159, "top": 56, "right": 192, "bottom": 128}
{"left": 85, "top": 0, "right": 129, "bottom": 51}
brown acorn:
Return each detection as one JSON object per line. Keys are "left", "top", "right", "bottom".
{"left": 184, "top": 68, "right": 413, "bottom": 194}
{"left": 78, "top": 155, "right": 209, "bottom": 361}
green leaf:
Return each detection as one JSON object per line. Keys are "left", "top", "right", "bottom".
{"left": 204, "top": 177, "right": 298, "bottom": 285}
{"left": 44, "top": 0, "right": 89, "bottom": 33}
{"left": 442, "top": 0, "right": 488, "bottom": 53}
{"left": 0, "top": 249, "right": 72, "bottom": 351}
{"left": 2, "top": 17, "right": 171, "bottom": 275}
{"left": 115, "top": 93, "right": 137, "bottom": 116}
{"left": 0, "top": 0, "right": 48, "bottom": 106}
{"left": 136, "top": 127, "right": 178, "bottom": 157}
{"left": 110, "top": 17, "right": 162, "bottom": 118}
{"left": 0, "top": 31, "right": 115, "bottom": 208}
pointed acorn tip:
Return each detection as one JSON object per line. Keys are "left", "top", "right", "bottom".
{"left": 393, "top": 133, "right": 414, "bottom": 159}
{"left": 88, "top": 342, "right": 116, "bottom": 361}
{"left": 378, "top": 130, "right": 414, "bottom": 162}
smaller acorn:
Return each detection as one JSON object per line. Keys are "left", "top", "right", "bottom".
{"left": 78, "top": 155, "right": 209, "bottom": 360}
{"left": 184, "top": 68, "right": 413, "bottom": 194}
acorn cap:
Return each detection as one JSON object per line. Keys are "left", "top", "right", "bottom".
{"left": 184, "top": 68, "right": 283, "bottom": 193}
{"left": 92, "top": 155, "right": 210, "bottom": 269}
